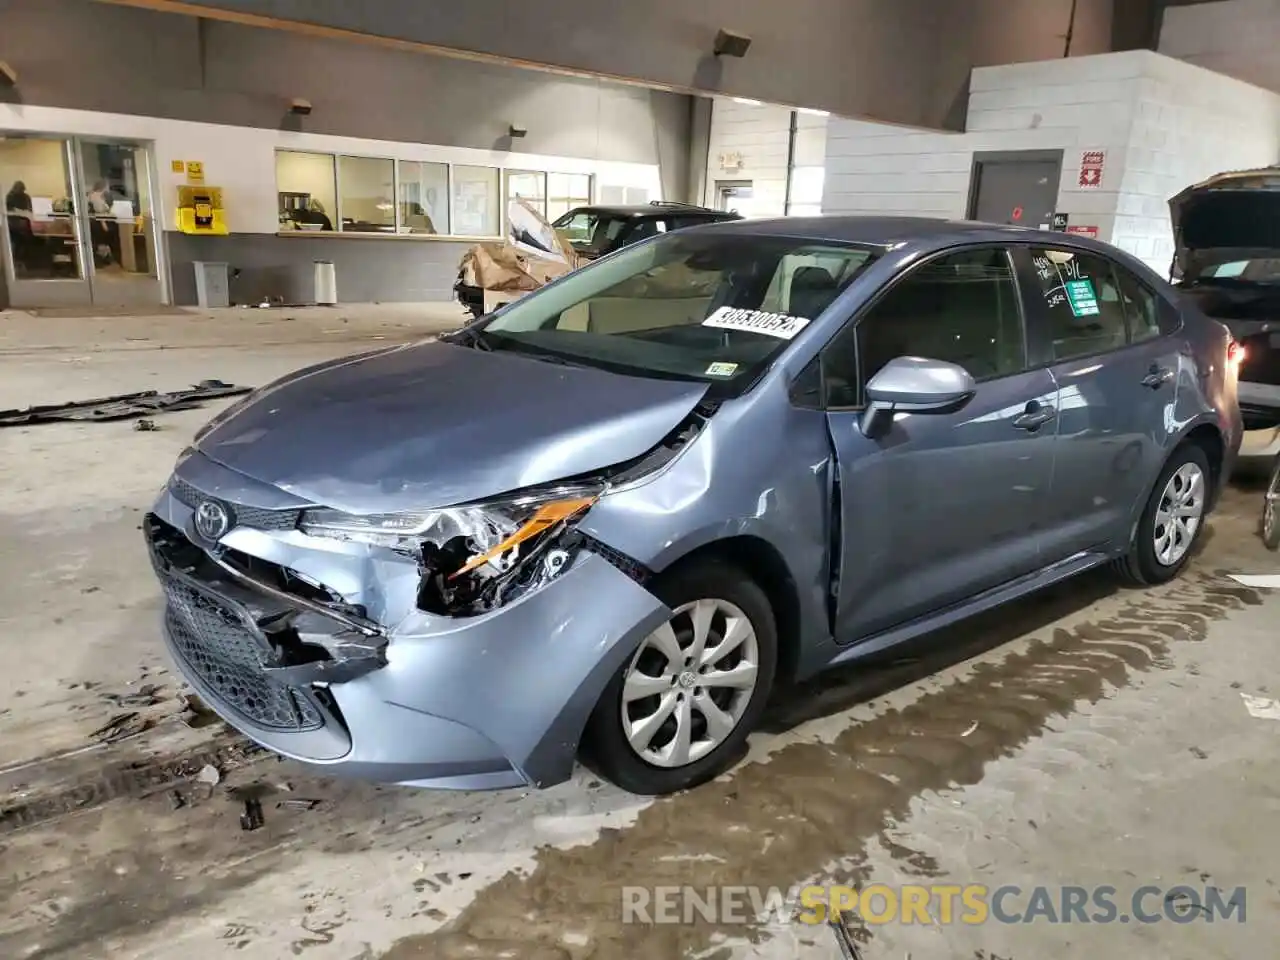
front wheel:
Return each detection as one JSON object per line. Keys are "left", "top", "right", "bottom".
{"left": 1114, "top": 443, "right": 1211, "bottom": 585}
{"left": 584, "top": 562, "right": 777, "bottom": 795}
{"left": 1263, "top": 456, "right": 1280, "bottom": 551}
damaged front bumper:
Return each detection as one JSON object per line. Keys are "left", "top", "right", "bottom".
{"left": 147, "top": 453, "right": 670, "bottom": 790}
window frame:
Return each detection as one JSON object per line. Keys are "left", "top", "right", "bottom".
{"left": 1014, "top": 244, "right": 1179, "bottom": 368}
{"left": 814, "top": 243, "right": 1031, "bottom": 411}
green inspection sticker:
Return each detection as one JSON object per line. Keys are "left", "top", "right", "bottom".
{"left": 1064, "top": 278, "right": 1100, "bottom": 317}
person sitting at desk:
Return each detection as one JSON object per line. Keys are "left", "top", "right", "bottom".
{"left": 293, "top": 199, "right": 334, "bottom": 231}
{"left": 5, "top": 180, "right": 32, "bottom": 214}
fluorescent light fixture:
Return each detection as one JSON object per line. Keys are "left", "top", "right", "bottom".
{"left": 732, "top": 97, "right": 763, "bottom": 106}
{"left": 799, "top": 108, "right": 830, "bottom": 117}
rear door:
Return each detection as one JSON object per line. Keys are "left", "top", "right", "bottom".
{"left": 1020, "top": 245, "right": 1183, "bottom": 562}
{"left": 823, "top": 246, "right": 1060, "bottom": 643}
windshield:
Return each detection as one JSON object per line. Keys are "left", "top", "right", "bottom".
{"left": 474, "top": 232, "right": 877, "bottom": 389}
{"left": 552, "top": 210, "right": 632, "bottom": 255}
{"left": 1193, "top": 258, "right": 1280, "bottom": 284}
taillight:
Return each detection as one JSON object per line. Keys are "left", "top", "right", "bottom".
{"left": 1228, "top": 340, "right": 1246, "bottom": 370}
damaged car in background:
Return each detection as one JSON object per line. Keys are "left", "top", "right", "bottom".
{"left": 454, "top": 198, "right": 739, "bottom": 319}
{"left": 147, "top": 216, "right": 1240, "bottom": 796}
{"left": 1169, "top": 166, "right": 1280, "bottom": 475}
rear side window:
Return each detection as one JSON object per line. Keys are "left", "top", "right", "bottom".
{"left": 1113, "top": 267, "right": 1161, "bottom": 343}
{"left": 822, "top": 247, "right": 1025, "bottom": 406}
{"left": 1028, "top": 248, "right": 1128, "bottom": 361}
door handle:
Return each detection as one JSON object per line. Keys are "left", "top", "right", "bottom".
{"left": 1141, "top": 366, "right": 1174, "bottom": 389}
{"left": 1011, "top": 402, "right": 1056, "bottom": 431}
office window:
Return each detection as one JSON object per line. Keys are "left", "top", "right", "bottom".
{"left": 275, "top": 151, "right": 337, "bottom": 231}
{"left": 505, "top": 170, "right": 547, "bottom": 218}
{"left": 453, "top": 165, "right": 501, "bottom": 236}
{"left": 397, "top": 160, "right": 448, "bottom": 235}
{"left": 832, "top": 248, "right": 1024, "bottom": 406}
{"left": 547, "top": 173, "right": 592, "bottom": 221}
{"left": 1028, "top": 248, "right": 1129, "bottom": 361}
{"left": 337, "top": 156, "right": 394, "bottom": 234}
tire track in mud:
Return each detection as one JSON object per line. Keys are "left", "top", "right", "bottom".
{"left": 380, "top": 570, "right": 1261, "bottom": 960}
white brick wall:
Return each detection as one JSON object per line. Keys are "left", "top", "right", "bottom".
{"left": 1159, "top": 0, "right": 1280, "bottom": 95}
{"left": 703, "top": 99, "right": 828, "bottom": 218}
{"left": 1112, "top": 54, "right": 1280, "bottom": 272}
{"left": 823, "top": 50, "right": 1280, "bottom": 274}
{"left": 825, "top": 52, "right": 1146, "bottom": 237}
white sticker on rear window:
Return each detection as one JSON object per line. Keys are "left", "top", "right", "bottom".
{"left": 702, "top": 306, "right": 811, "bottom": 340}
{"left": 704, "top": 361, "right": 739, "bottom": 377}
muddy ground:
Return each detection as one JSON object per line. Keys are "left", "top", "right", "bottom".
{"left": 2, "top": 306, "right": 1279, "bottom": 960}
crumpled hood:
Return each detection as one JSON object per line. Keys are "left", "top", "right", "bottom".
{"left": 196, "top": 339, "right": 709, "bottom": 514}
{"left": 1169, "top": 166, "right": 1280, "bottom": 277}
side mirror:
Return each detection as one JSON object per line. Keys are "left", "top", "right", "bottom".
{"left": 860, "top": 356, "right": 976, "bottom": 438}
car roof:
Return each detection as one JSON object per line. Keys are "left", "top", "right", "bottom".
{"left": 682, "top": 214, "right": 1136, "bottom": 255}
{"left": 568, "top": 204, "right": 734, "bottom": 219}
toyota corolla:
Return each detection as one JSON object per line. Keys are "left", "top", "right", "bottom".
{"left": 146, "top": 217, "right": 1241, "bottom": 796}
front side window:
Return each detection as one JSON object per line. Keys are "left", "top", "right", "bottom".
{"left": 1028, "top": 248, "right": 1129, "bottom": 361}
{"left": 827, "top": 247, "right": 1025, "bottom": 407}
{"left": 475, "top": 234, "right": 877, "bottom": 391}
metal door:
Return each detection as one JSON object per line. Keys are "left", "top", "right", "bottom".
{"left": 968, "top": 151, "right": 1063, "bottom": 230}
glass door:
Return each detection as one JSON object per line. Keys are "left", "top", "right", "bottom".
{"left": 75, "top": 139, "right": 163, "bottom": 306}
{"left": 0, "top": 136, "right": 92, "bottom": 307}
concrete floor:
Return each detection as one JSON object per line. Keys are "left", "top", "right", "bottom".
{"left": 1, "top": 305, "right": 1278, "bottom": 960}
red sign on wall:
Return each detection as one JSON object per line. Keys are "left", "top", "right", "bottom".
{"left": 1065, "top": 224, "right": 1099, "bottom": 239}
{"left": 1078, "top": 151, "right": 1105, "bottom": 188}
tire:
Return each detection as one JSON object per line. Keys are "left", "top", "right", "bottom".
{"left": 1114, "top": 443, "right": 1212, "bottom": 586}
{"left": 1263, "top": 457, "right": 1280, "bottom": 552}
{"left": 584, "top": 561, "right": 778, "bottom": 795}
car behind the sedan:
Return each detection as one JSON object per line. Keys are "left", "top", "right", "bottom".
{"left": 148, "top": 216, "right": 1241, "bottom": 796}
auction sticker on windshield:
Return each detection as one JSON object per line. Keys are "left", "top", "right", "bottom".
{"left": 702, "top": 306, "right": 812, "bottom": 340}
{"left": 705, "top": 361, "right": 740, "bottom": 377}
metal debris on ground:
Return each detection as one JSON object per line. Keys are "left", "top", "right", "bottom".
{"left": 0, "top": 380, "right": 253, "bottom": 427}
{"left": 133, "top": 418, "right": 159, "bottom": 431}
{"left": 829, "top": 908, "right": 864, "bottom": 959}
{"left": 88, "top": 711, "right": 153, "bottom": 744}
{"left": 102, "top": 683, "right": 163, "bottom": 708}
{"left": 276, "top": 798, "right": 322, "bottom": 811}
{"left": 239, "top": 797, "right": 265, "bottom": 831}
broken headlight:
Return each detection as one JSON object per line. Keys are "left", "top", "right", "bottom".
{"left": 298, "top": 485, "right": 601, "bottom": 616}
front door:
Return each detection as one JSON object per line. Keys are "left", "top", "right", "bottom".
{"left": 969, "top": 152, "right": 1063, "bottom": 230}
{"left": 822, "top": 246, "right": 1060, "bottom": 643}
{"left": 0, "top": 136, "right": 92, "bottom": 307}
{"left": 76, "top": 139, "right": 165, "bottom": 307}
{"left": 1020, "top": 245, "right": 1181, "bottom": 561}
{"left": 0, "top": 134, "right": 164, "bottom": 309}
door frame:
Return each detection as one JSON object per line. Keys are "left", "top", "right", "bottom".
{"left": 0, "top": 132, "right": 169, "bottom": 308}
{"left": 965, "top": 149, "right": 1065, "bottom": 223}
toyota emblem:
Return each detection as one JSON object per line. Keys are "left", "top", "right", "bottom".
{"left": 194, "top": 499, "right": 231, "bottom": 541}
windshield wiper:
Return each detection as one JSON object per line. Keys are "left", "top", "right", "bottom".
{"left": 448, "top": 327, "right": 493, "bottom": 351}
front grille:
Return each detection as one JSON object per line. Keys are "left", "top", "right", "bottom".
{"left": 162, "top": 573, "right": 323, "bottom": 731}
{"left": 169, "top": 476, "right": 300, "bottom": 532}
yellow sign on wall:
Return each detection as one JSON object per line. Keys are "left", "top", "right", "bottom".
{"left": 171, "top": 159, "right": 185, "bottom": 174}
{"left": 186, "top": 161, "right": 205, "bottom": 184}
